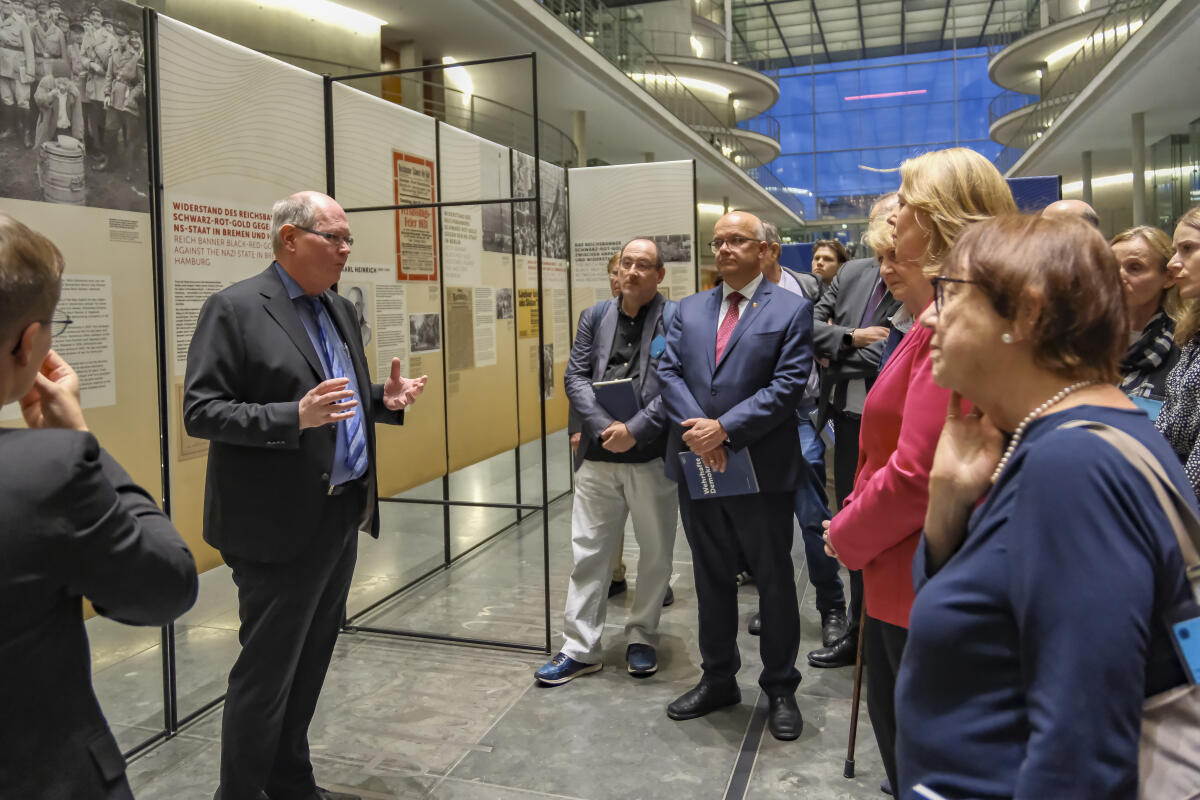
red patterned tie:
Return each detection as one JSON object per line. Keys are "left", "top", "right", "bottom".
{"left": 715, "top": 291, "right": 743, "bottom": 363}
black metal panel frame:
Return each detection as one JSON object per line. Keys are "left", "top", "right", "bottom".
{"left": 324, "top": 52, "right": 560, "bottom": 655}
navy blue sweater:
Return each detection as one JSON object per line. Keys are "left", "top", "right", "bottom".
{"left": 895, "top": 406, "right": 1196, "bottom": 800}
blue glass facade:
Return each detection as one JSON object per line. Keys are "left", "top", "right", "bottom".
{"left": 757, "top": 48, "right": 1005, "bottom": 220}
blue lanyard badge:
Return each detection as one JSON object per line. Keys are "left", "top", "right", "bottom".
{"left": 650, "top": 334, "right": 666, "bottom": 358}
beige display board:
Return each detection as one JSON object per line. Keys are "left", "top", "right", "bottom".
{"left": 157, "top": 17, "right": 334, "bottom": 571}
{"left": 0, "top": 198, "right": 162, "bottom": 559}
{"left": 329, "top": 81, "right": 447, "bottom": 495}
{"left": 512, "top": 152, "right": 569, "bottom": 443}
{"left": 567, "top": 159, "right": 698, "bottom": 327}
{"left": 437, "top": 123, "right": 520, "bottom": 471}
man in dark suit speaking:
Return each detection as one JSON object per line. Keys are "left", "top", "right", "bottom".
{"left": 659, "top": 211, "right": 813, "bottom": 740}
{"left": 0, "top": 211, "right": 197, "bottom": 799}
{"left": 184, "top": 191, "right": 427, "bottom": 800}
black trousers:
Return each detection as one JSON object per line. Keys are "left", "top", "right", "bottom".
{"left": 864, "top": 614, "right": 907, "bottom": 793}
{"left": 678, "top": 486, "right": 801, "bottom": 697}
{"left": 832, "top": 411, "right": 865, "bottom": 640}
{"left": 215, "top": 484, "right": 364, "bottom": 800}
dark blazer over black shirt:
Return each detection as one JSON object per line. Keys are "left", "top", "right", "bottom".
{"left": 183, "top": 263, "right": 404, "bottom": 563}
{"left": 0, "top": 429, "right": 197, "bottom": 799}
{"left": 565, "top": 293, "right": 673, "bottom": 471}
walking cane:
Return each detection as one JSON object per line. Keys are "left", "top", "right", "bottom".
{"left": 844, "top": 601, "right": 868, "bottom": 779}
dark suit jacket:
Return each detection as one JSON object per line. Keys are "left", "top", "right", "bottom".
{"left": 565, "top": 293, "right": 674, "bottom": 471}
{"left": 183, "top": 263, "right": 404, "bottom": 563}
{"left": 658, "top": 280, "right": 813, "bottom": 493}
{"left": 0, "top": 429, "right": 197, "bottom": 798}
{"left": 812, "top": 256, "right": 901, "bottom": 426}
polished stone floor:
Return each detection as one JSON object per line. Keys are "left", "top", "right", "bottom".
{"left": 95, "top": 435, "right": 885, "bottom": 799}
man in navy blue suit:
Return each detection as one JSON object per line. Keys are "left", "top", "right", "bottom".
{"left": 658, "top": 211, "right": 813, "bottom": 740}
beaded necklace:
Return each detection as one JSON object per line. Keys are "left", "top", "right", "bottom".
{"left": 990, "top": 381, "right": 1096, "bottom": 484}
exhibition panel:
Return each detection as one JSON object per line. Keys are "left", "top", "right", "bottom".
{"left": 566, "top": 159, "right": 700, "bottom": 314}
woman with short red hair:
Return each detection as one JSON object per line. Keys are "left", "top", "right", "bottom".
{"left": 896, "top": 214, "right": 1198, "bottom": 799}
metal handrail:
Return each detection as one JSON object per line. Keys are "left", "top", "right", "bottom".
{"left": 536, "top": 0, "right": 803, "bottom": 218}
{"left": 988, "top": 90, "right": 1038, "bottom": 127}
{"left": 736, "top": 113, "right": 781, "bottom": 143}
{"left": 378, "top": 76, "right": 578, "bottom": 167}
{"left": 993, "top": 0, "right": 1162, "bottom": 162}
{"left": 693, "top": 0, "right": 724, "bottom": 28}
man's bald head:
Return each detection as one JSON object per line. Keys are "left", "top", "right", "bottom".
{"left": 713, "top": 211, "right": 766, "bottom": 290}
{"left": 717, "top": 211, "right": 765, "bottom": 240}
{"left": 1043, "top": 199, "right": 1099, "bottom": 228}
{"left": 272, "top": 191, "right": 352, "bottom": 295}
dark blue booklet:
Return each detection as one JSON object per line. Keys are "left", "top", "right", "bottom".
{"left": 678, "top": 447, "right": 759, "bottom": 500}
{"left": 593, "top": 378, "right": 641, "bottom": 422}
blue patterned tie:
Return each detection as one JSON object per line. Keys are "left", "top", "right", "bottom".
{"left": 309, "top": 297, "right": 368, "bottom": 477}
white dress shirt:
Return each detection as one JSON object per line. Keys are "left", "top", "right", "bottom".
{"left": 717, "top": 272, "right": 763, "bottom": 335}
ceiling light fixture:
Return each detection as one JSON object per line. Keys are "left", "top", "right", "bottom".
{"left": 257, "top": 0, "right": 384, "bottom": 35}
{"left": 442, "top": 56, "right": 473, "bottom": 101}
{"left": 1045, "top": 18, "right": 1143, "bottom": 64}
{"left": 628, "top": 72, "right": 732, "bottom": 97}
{"left": 844, "top": 89, "right": 927, "bottom": 101}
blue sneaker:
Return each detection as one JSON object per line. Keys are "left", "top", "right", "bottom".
{"left": 626, "top": 643, "right": 658, "bottom": 677}
{"left": 534, "top": 652, "right": 601, "bottom": 685}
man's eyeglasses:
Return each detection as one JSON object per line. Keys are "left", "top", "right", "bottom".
{"left": 930, "top": 276, "right": 979, "bottom": 314}
{"left": 707, "top": 236, "right": 760, "bottom": 254}
{"left": 11, "top": 313, "right": 71, "bottom": 355}
{"left": 296, "top": 226, "right": 354, "bottom": 248}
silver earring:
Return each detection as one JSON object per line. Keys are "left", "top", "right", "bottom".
{"left": 1001, "top": 332, "right": 1013, "bottom": 344}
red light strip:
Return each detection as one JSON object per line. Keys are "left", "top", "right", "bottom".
{"left": 843, "top": 89, "right": 928, "bottom": 101}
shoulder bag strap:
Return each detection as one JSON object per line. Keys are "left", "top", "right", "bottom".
{"left": 1059, "top": 420, "right": 1200, "bottom": 605}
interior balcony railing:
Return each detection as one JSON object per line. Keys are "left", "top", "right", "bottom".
{"left": 380, "top": 78, "right": 578, "bottom": 167}
{"left": 736, "top": 113, "right": 781, "bottom": 143}
{"left": 693, "top": 0, "right": 724, "bottom": 28}
{"left": 992, "top": 0, "right": 1162, "bottom": 173}
{"left": 988, "top": 90, "right": 1039, "bottom": 128}
{"left": 537, "top": 0, "right": 804, "bottom": 219}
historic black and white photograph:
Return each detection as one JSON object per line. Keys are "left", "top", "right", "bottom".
{"left": 539, "top": 161, "right": 568, "bottom": 260}
{"left": 481, "top": 200, "right": 511, "bottom": 254}
{"left": 541, "top": 343, "right": 553, "bottom": 399}
{"left": 511, "top": 150, "right": 537, "bottom": 257}
{"left": 494, "top": 287, "right": 513, "bottom": 320}
{"left": 0, "top": 0, "right": 149, "bottom": 212}
{"left": 341, "top": 283, "right": 371, "bottom": 347}
{"left": 409, "top": 312, "right": 441, "bottom": 353}
{"left": 653, "top": 233, "right": 692, "bottom": 263}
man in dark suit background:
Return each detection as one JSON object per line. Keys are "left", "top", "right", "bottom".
{"left": 535, "top": 238, "right": 679, "bottom": 684}
{"left": 184, "top": 191, "right": 427, "bottom": 800}
{"left": 807, "top": 193, "right": 901, "bottom": 668}
{"left": 0, "top": 210, "right": 197, "bottom": 799}
{"left": 659, "top": 211, "right": 813, "bottom": 741}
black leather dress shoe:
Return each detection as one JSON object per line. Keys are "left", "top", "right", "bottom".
{"left": 666, "top": 680, "right": 740, "bottom": 720}
{"left": 767, "top": 694, "right": 803, "bottom": 740}
{"left": 807, "top": 634, "right": 857, "bottom": 668}
{"left": 608, "top": 578, "right": 627, "bottom": 597}
{"left": 747, "top": 612, "right": 761, "bottom": 635}
{"left": 820, "top": 609, "right": 849, "bottom": 647}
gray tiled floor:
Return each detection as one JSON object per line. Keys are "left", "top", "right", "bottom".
{"left": 111, "top": 435, "right": 884, "bottom": 799}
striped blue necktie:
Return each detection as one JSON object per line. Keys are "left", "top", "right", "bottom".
{"left": 309, "top": 297, "right": 368, "bottom": 478}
